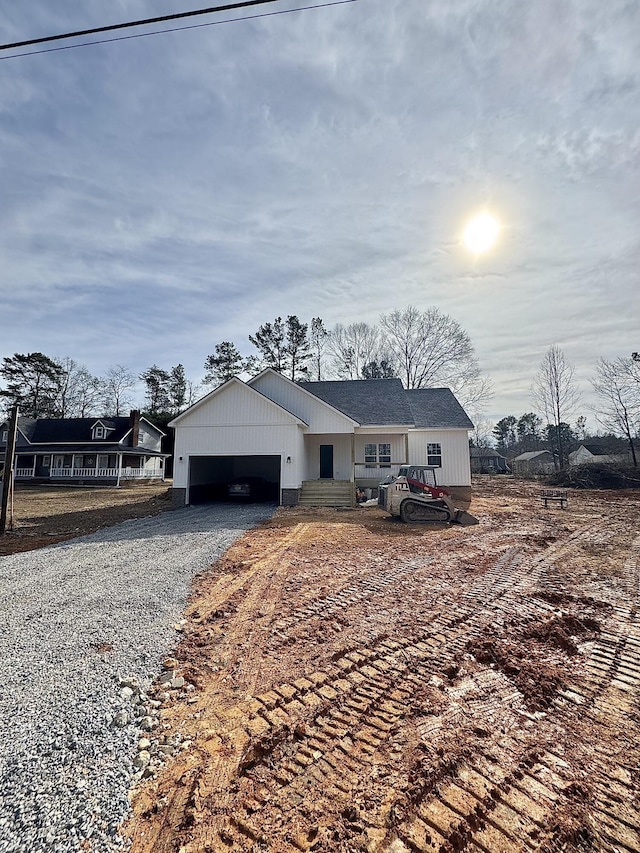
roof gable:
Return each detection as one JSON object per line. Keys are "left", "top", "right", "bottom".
{"left": 250, "top": 369, "right": 358, "bottom": 432}
{"left": 169, "top": 376, "right": 307, "bottom": 428}
{"left": 577, "top": 444, "right": 610, "bottom": 456}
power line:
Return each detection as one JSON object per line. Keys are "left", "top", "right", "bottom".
{"left": 1, "top": 1, "right": 283, "bottom": 51}
{"left": 0, "top": 0, "right": 361, "bottom": 58}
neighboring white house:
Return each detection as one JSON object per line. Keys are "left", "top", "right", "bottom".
{"left": 568, "top": 444, "right": 627, "bottom": 467}
{"left": 170, "top": 369, "right": 474, "bottom": 507}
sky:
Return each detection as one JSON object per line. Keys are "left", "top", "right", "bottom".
{"left": 1, "top": 0, "right": 638, "bottom": 429}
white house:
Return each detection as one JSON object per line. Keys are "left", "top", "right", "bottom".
{"left": 170, "top": 370, "right": 474, "bottom": 507}
{"left": 568, "top": 444, "right": 627, "bottom": 467}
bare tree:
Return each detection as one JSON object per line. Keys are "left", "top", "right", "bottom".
{"left": 54, "top": 358, "right": 102, "bottom": 418}
{"left": 185, "top": 379, "right": 202, "bottom": 408}
{"left": 326, "top": 322, "right": 387, "bottom": 380}
{"left": 471, "top": 416, "right": 494, "bottom": 448}
{"left": 532, "top": 345, "right": 581, "bottom": 469}
{"left": 101, "top": 365, "right": 137, "bottom": 416}
{"left": 592, "top": 357, "right": 639, "bottom": 466}
{"left": 379, "top": 306, "right": 476, "bottom": 390}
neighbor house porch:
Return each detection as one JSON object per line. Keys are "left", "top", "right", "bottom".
{"left": 13, "top": 452, "right": 165, "bottom": 483}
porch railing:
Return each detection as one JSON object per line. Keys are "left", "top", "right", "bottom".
{"left": 47, "top": 468, "right": 162, "bottom": 480}
{"left": 354, "top": 462, "right": 404, "bottom": 480}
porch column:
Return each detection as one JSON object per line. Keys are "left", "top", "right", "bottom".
{"left": 32, "top": 458, "right": 37, "bottom": 477}
{"left": 116, "top": 453, "right": 122, "bottom": 487}
{"left": 350, "top": 434, "right": 355, "bottom": 482}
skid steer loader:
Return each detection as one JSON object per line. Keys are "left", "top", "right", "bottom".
{"left": 378, "top": 465, "right": 479, "bottom": 525}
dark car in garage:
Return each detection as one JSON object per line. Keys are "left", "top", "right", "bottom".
{"left": 227, "top": 476, "right": 275, "bottom": 501}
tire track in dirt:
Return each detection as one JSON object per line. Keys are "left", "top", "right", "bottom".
{"left": 163, "top": 546, "right": 562, "bottom": 851}
{"left": 126, "top": 514, "right": 640, "bottom": 853}
{"left": 547, "top": 531, "right": 640, "bottom": 853}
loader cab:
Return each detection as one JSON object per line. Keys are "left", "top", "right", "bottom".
{"left": 378, "top": 465, "right": 440, "bottom": 508}
{"left": 398, "top": 465, "right": 438, "bottom": 486}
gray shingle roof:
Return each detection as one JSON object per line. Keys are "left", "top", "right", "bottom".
{"left": 26, "top": 417, "right": 132, "bottom": 444}
{"left": 0, "top": 416, "right": 164, "bottom": 452}
{"left": 512, "top": 450, "right": 553, "bottom": 461}
{"left": 299, "top": 378, "right": 415, "bottom": 425}
{"left": 406, "top": 388, "right": 474, "bottom": 429}
{"left": 299, "top": 380, "right": 473, "bottom": 429}
{"left": 470, "top": 447, "right": 506, "bottom": 459}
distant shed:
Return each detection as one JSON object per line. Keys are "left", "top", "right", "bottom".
{"left": 511, "top": 450, "right": 555, "bottom": 476}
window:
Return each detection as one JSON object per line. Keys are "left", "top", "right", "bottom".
{"left": 1, "top": 430, "right": 7, "bottom": 442}
{"left": 93, "top": 425, "right": 106, "bottom": 440}
{"left": 364, "top": 443, "right": 392, "bottom": 467}
{"left": 427, "top": 443, "right": 442, "bottom": 467}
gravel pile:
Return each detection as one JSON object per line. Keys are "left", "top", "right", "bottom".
{"left": 0, "top": 502, "right": 274, "bottom": 853}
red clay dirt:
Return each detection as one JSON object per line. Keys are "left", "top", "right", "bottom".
{"left": 123, "top": 477, "right": 640, "bottom": 853}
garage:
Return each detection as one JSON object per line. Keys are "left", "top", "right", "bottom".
{"left": 188, "top": 455, "right": 281, "bottom": 504}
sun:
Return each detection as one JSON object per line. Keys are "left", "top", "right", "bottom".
{"left": 463, "top": 212, "right": 500, "bottom": 253}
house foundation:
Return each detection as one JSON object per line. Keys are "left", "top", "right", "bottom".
{"left": 171, "top": 488, "right": 187, "bottom": 508}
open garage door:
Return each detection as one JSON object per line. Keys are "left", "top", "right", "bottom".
{"left": 188, "top": 455, "right": 281, "bottom": 504}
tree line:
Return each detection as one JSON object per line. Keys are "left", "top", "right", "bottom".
{"left": 0, "top": 305, "right": 491, "bottom": 421}
{"left": 2, "top": 315, "right": 635, "bottom": 472}
{"left": 203, "top": 306, "right": 491, "bottom": 413}
{"left": 487, "top": 346, "right": 639, "bottom": 469}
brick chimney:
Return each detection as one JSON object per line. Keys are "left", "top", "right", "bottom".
{"left": 129, "top": 409, "right": 140, "bottom": 446}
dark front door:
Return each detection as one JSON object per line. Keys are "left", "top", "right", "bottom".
{"left": 319, "top": 445, "right": 334, "bottom": 479}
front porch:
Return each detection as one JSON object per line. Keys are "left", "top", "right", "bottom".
{"left": 13, "top": 452, "right": 165, "bottom": 484}
{"left": 304, "top": 433, "right": 407, "bottom": 487}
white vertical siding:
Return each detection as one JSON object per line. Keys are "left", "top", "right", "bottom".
{"left": 407, "top": 429, "right": 471, "bottom": 486}
{"left": 173, "top": 425, "right": 305, "bottom": 489}
{"left": 354, "top": 434, "right": 406, "bottom": 465}
{"left": 175, "top": 380, "right": 303, "bottom": 428}
{"left": 304, "top": 435, "right": 352, "bottom": 480}
{"left": 251, "top": 373, "right": 355, "bottom": 433}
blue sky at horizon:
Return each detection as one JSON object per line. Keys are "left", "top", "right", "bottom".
{"left": 1, "top": 0, "right": 638, "bottom": 428}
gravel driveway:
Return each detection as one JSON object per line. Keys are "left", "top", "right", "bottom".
{"left": 0, "top": 502, "right": 274, "bottom": 853}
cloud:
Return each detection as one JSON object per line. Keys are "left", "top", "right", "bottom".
{"left": 0, "top": 0, "right": 638, "bottom": 425}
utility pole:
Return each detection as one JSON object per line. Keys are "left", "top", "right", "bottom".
{"left": 0, "top": 403, "right": 19, "bottom": 535}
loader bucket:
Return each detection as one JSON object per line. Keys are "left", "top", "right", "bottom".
{"left": 453, "top": 509, "right": 479, "bottom": 526}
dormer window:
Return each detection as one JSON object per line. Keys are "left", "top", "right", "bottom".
{"left": 93, "top": 424, "right": 106, "bottom": 440}
{"left": 1, "top": 430, "right": 7, "bottom": 443}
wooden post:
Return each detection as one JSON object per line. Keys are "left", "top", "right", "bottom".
{"left": 0, "top": 404, "right": 19, "bottom": 535}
